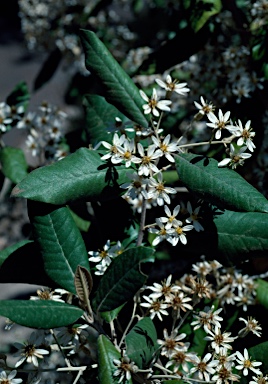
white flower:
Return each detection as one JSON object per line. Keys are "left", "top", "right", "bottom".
{"left": 166, "top": 291, "right": 193, "bottom": 315}
{"left": 14, "top": 332, "right": 49, "bottom": 367}
{"left": 194, "top": 96, "right": 215, "bottom": 117}
{"left": 140, "top": 295, "right": 169, "bottom": 321}
{"left": 56, "top": 324, "right": 88, "bottom": 346}
{"left": 157, "top": 329, "right": 187, "bottom": 358}
{"left": 249, "top": 374, "right": 268, "bottom": 384}
{"left": 137, "top": 143, "right": 162, "bottom": 176}
{"left": 121, "top": 172, "right": 148, "bottom": 199}
{"left": 238, "top": 317, "right": 262, "bottom": 338}
{"left": 190, "top": 353, "right": 218, "bottom": 382}
{"left": 0, "top": 102, "right": 12, "bottom": 132}
{"left": 212, "top": 361, "right": 240, "bottom": 384}
{"left": 140, "top": 88, "right": 172, "bottom": 117}
{"left": 30, "top": 287, "right": 65, "bottom": 302}
{"left": 191, "top": 306, "right": 223, "bottom": 333}
{"left": 148, "top": 172, "right": 177, "bottom": 206}
{"left": 88, "top": 240, "right": 114, "bottom": 267}
{"left": 100, "top": 133, "right": 126, "bottom": 163}
{"left": 204, "top": 326, "right": 236, "bottom": 354}
{"left": 206, "top": 109, "right": 234, "bottom": 139}
{"left": 148, "top": 218, "right": 174, "bottom": 246}
{"left": 235, "top": 348, "right": 262, "bottom": 376}
{"left": 185, "top": 201, "right": 204, "bottom": 232}
{"left": 147, "top": 274, "right": 179, "bottom": 300}
{"left": 113, "top": 354, "right": 138, "bottom": 383}
{"left": 116, "top": 138, "right": 141, "bottom": 167}
{"left": 233, "top": 119, "right": 256, "bottom": 152}
{"left": 151, "top": 134, "right": 179, "bottom": 162}
{"left": 218, "top": 144, "right": 252, "bottom": 169}
{"left": 0, "top": 370, "right": 22, "bottom": 384}
{"left": 167, "top": 223, "right": 194, "bottom": 246}
{"left": 155, "top": 75, "right": 190, "bottom": 96}
{"left": 159, "top": 205, "right": 181, "bottom": 229}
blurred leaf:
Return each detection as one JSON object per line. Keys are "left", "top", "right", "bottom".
{"left": 34, "top": 48, "right": 62, "bottom": 91}
{"left": 29, "top": 203, "right": 90, "bottom": 294}
{"left": 0, "top": 240, "right": 33, "bottom": 268}
{"left": 125, "top": 317, "right": 158, "bottom": 369}
{"left": 175, "top": 153, "right": 268, "bottom": 213}
{"left": 6, "top": 81, "right": 30, "bottom": 109}
{"left": 93, "top": 247, "right": 155, "bottom": 312}
{"left": 84, "top": 94, "right": 126, "bottom": 146}
{"left": 0, "top": 300, "right": 83, "bottom": 329}
{"left": 256, "top": 279, "right": 268, "bottom": 309}
{"left": 186, "top": 0, "right": 222, "bottom": 32}
{"left": 12, "top": 148, "right": 130, "bottom": 204}
{"left": 97, "top": 334, "right": 124, "bottom": 384}
{"left": 80, "top": 29, "right": 149, "bottom": 128}
{"left": 0, "top": 147, "right": 28, "bottom": 184}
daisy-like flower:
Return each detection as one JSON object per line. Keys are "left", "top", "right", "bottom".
{"left": 116, "top": 138, "right": 141, "bottom": 168}
{"left": 121, "top": 172, "right": 149, "bottom": 200}
{"left": 137, "top": 143, "right": 162, "bottom": 176}
{"left": 14, "top": 332, "right": 49, "bottom": 367}
{"left": 157, "top": 329, "right": 187, "bottom": 358}
{"left": 88, "top": 240, "right": 114, "bottom": 267}
{"left": 0, "top": 102, "right": 13, "bottom": 132}
{"left": 166, "top": 349, "right": 198, "bottom": 373}
{"left": 249, "top": 374, "right": 268, "bottom": 384}
{"left": 238, "top": 317, "right": 262, "bottom": 338}
{"left": 191, "top": 277, "right": 212, "bottom": 299}
{"left": 155, "top": 75, "right": 190, "bottom": 96}
{"left": 185, "top": 201, "right": 204, "bottom": 232}
{"left": 218, "top": 144, "right": 252, "bottom": 169}
{"left": 212, "top": 361, "right": 240, "bottom": 384}
{"left": 140, "top": 295, "right": 169, "bottom": 321}
{"left": 56, "top": 324, "right": 89, "bottom": 346}
{"left": 151, "top": 134, "right": 179, "bottom": 162}
{"left": 191, "top": 306, "right": 223, "bottom": 333}
{"left": 192, "top": 260, "right": 212, "bottom": 276}
{"left": 147, "top": 274, "right": 179, "bottom": 300}
{"left": 206, "top": 109, "right": 234, "bottom": 139}
{"left": 100, "top": 133, "right": 126, "bottom": 164}
{"left": 167, "top": 223, "right": 194, "bottom": 246}
{"left": 30, "top": 287, "right": 65, "bottom": 302}
{"left": 139, "top": 88, "right": 172, "bottom": 117}
{"left": 25, "top": 129, "right": 40, "bottom": 157}
{"left": 234, "top": 289, "right": 256, "bottom": 311}
{"left": 233, "top": 119, "right": 256, "bottom": 152}
{"left": 236, "top": 348, "right": 262, "bottom": 376}
{"left": 16, "top": 111, "right": 36, "bottom": 130}
{"left": 113, "top": 353, "right": 138, "bottom": 383}
{"left": 190, "top": 353, "right": 218, "bottom": 382}
{"left": 204, "top": 326, "right": 237, "bottom": 354}
{"left": 194, "top": 96, "right": 215, "bottom": 119}
{"left": 165, "top": 291, "right": 193, "bottom": 316}
{"left": 0, "top": 370, "right": 22, "bottom": 384}
{"left": 148, "top": 173, "right": 177, "bottom": 206}
{"left": 159, "top": 205, "right": 181, "bottom": 229}
{"left": 148, "top": 218, "right": 174, "bottom": 246}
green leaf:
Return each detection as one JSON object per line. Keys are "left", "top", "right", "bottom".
{"left": 80, "top": 29, "right": 149, "bottom": 128}
{"left": 213, "top": 209, "right": 268, "bottom": 262}
{"left": 125, "top": 317, "right": 158, "bottom": 369}
{"left": 93, "top": 247, "right": 155, "bottom": 312}
{"left": 68, "top": 207, "right": 90, "bottom": 232}
{"left": 12, "top": 148, "right": 129, "bottom": 204}
{"left": 29, "top": 203, "right": 90, "bottom": 294}
{"left": 97, "top": 334, "right": 123, "bottom": 384}
{"left": 100, "top": 304, "right": 125, "bottom": 323}
{"left": 0, "top": 300, "right": 83, "bottom": 329}
{"left": 190, "top": 327, "right": 207, "bottom": 356}
{"left": 84, "top": 94, "right": 126, "bottom": 146}
{"left": 256, "top": 279, "right": 268, "bottom": 309}
{"left": 249, "top": 341, "right": 268, "bottom": 373}
{"left": 0, "top": 147, "right": 28, "bottom": 184}
{"left": 175, "top": 153, "right": 268, "bottom": 213}
{"left": 0, "top": 240, "right": 33, "bottom": 268}
{"left": 188, "top": 0, "right": 222, "bottom": 32}
{"left": 6, "top": 81, "right": 30, "bottom": 109}
{"left": 0, "top": 241, "right": 56, "bottom": 286}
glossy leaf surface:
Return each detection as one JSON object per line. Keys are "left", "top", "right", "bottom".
{"left": 29, "top": 203, "right": 90, "bottom": 294}
{"left": 93, "top": 247, "right": 155, "bottom": 312}
{"left": 175, "top": 153, "right": 268, "bottom": 213}
{"left": 0, "top": 300, "right": 83, "bottom": 329}
{"left": 125, "top": 317, "right": 158, "bottom": 369}
{"left": 97, "top": 334, "right": 123, "bottom": 384}
{"left": 12, "top": 148, "right": 129, "bottom": 204}
{"left": 80, "top": 29, "right": 148, "bottom": 128}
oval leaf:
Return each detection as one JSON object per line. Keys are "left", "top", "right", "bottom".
{"left": 175, "top": 153, "right": 268, "bottom": 213}
{"left": 74, "top": 265, "right": 93, "bottom": 313}
{"left": 0, "top": 147, "right": 28, "bottom": 184}
{"left": 0, "top": 300, "right": 83, "bottom": 329}
{"left": 80, "top": 29, "right": 149, "bottom": 128}
{"left": 93, "top": 247, "right": 155, "bottom": 312}
{"left": 29, "top": 203, "right": 90, "bottom": 294}
{"left": 97, "top": 334, "right": 122, "bottom": 384}
{"left": 125, "top": 317, "right": 158, "bottom": 369}
{"left": 12, "top": 148, "right": 129, "bottom": 204}
{"left": 256, "top": 279, "right": 268, "bottom": 309}
{"left": 84, "top": 94, "right": 126, "bottom": 146}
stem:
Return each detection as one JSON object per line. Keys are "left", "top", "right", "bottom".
{"left": 50, "top": 329, "right": 71, "bottom": 367}
{"left": 118, "top": 297, "right": 138, "bottom": 348}
{"left": 110, "top": 319, "right": 118, "bottom": 348}
{"left": 178, "top": 140, "right": 227, "bottom": 149}
{"left": 136, "top": 197, "right": 147, "bottom": 246}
